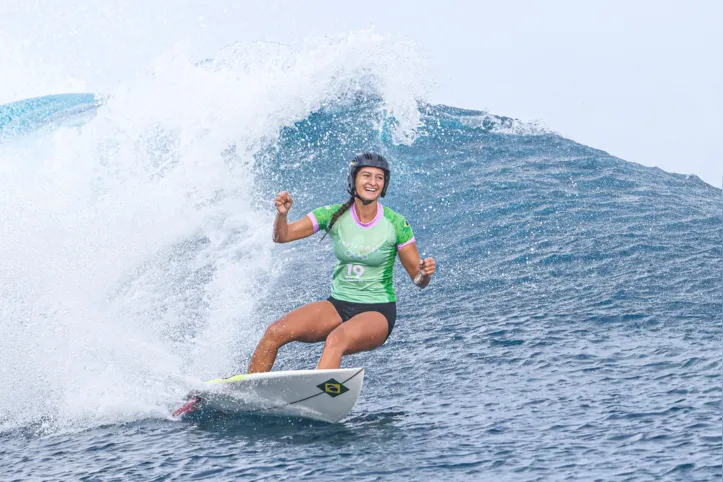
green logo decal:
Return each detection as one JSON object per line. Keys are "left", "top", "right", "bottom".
{"left": 317, "top": 378, "right": 349, "bottom": 398}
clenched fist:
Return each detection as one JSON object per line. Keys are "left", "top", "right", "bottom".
{"left": 274, "top": 191, "right": 293, "bottom": 215}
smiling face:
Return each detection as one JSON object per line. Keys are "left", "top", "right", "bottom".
{"left": 355, "top": 166, "right": 386, "bottom": 202}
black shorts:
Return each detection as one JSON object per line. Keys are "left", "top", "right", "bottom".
{"left": 327, "top": 297, "right": 397, "bottom": 339}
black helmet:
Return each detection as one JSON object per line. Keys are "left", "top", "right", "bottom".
{"left": 347, "top": 152, "right": 391, "bottom": 198}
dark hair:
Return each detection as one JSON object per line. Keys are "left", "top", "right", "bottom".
{"left": 320, "top": 196, "right": 354, "bottom": 242}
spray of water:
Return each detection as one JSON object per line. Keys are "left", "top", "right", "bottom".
{"left": 0, "top": 30, "right": 428, "bottom": 434}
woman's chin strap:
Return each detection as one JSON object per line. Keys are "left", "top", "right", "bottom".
{"left": 354, "top": 192, "right": 374, "bottom": 206}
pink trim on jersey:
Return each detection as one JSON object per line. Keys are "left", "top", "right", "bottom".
{"left": 351, "top": 202, "right": 383, "bottom": 228}
{"left": 306, "top": 212, "right": 319, "bottom": 233}
{"left": 397, "top": 236, "right": 416, "bottom": 251}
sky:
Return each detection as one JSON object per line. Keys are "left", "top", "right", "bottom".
{"left": 1, "top": 0, "right": 721, "bottom": 187}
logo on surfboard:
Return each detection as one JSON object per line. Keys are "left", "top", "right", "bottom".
{"left": 317, "top": 378, "right": 349, "bottom": 398}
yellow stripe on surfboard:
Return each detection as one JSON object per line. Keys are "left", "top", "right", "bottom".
{"left": 205, "top": 374, "right": 249, "bottom": 385}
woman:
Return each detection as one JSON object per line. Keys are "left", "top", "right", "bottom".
{"left": 248, "top": 153, "right": 436, "bottom": 372}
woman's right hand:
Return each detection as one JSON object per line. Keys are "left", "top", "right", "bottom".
{"left": 274, "top": 191, "right": 293, "bottom": 215}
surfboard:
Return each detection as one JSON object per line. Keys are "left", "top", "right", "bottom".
{"left": 172, "top": 367, "right": 364, "bottom": 423}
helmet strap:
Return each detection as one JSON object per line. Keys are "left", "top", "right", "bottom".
{"left": 353, "top": 191, "right": 374, "bottom": 206}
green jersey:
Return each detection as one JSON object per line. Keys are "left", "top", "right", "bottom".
{"left": 307, "top": 202, "right": 416, "bottom": 303}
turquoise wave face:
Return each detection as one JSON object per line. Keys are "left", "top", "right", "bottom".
{"left": 0, "top": 93, "right": 720, "bottom": 479}
{"left": 0, "top": 93, "right": 98, "bottom": 138}
{"left": 261, "top": 96, "right": 720, "bottom": 325}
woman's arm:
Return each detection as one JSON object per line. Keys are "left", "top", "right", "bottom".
{"left": 398, "top": 242, "right": 436, "bottom": 289}
{"left": 273, "top": 214, "right": 315, "bottom": 243}
{"left": 272, "top": 191, "right": 315, "bottom": 243}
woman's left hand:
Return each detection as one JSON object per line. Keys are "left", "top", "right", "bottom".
{"left": 419, "top": 257, "right": 436, "bottom": 277}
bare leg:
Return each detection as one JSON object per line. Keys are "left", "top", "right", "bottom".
{"left": 248, "top": 300, "right": 342, "bottom": 373}
{"left": 317, "top": 312, "right": 389, "bottom": 370}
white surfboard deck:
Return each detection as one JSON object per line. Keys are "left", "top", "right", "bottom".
{"left": 174, "top": 368, "right": 364, "bottom": 423}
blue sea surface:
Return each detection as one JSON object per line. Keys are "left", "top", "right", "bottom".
{"left": 0, "top": 92, "right": 720, "bottom": 481}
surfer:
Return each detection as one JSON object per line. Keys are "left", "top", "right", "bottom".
{"left": 248, "top": 153, "right": 436, "bottom": 372}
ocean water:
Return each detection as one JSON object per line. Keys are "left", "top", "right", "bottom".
{"left": 0, "top": 35, "right": 721, "bottom": 481}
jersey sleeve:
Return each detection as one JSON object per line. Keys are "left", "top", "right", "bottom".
{"left": 394, "top": 214, "right": 416, "bottom": 250}
{"left": 307, "top": 204, "right": 343, "bottom": 233}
